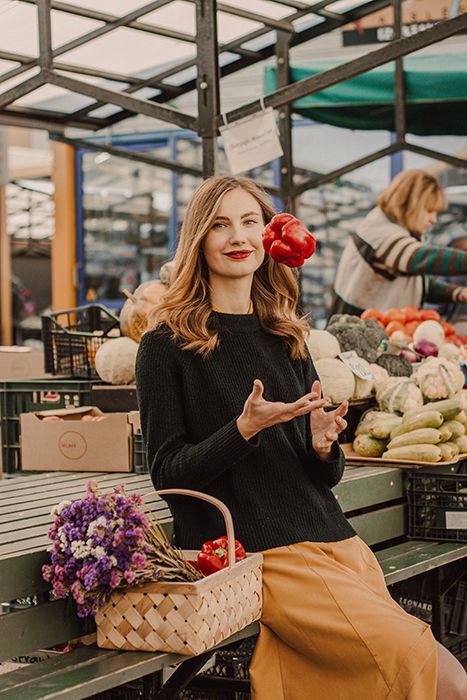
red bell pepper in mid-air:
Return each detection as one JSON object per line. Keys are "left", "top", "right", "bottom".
{"left": 262, "top": 213, "right": 316, "bottom": 268}
{"left": 197, "top": 536, "right": 247, "bottom": 576}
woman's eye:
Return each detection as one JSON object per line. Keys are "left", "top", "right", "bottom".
{"left": 212, "top": 222, "right": 226, "bottom": 229}
{"left": 245, "top": 219, "right": 259, "bottom": 225}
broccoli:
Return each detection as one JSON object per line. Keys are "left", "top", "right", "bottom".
{"left": 326, "top": 315, "right": 388, "bottom": 364}
{"left": 375, "top": 353, "right": 413, "bottom": 377}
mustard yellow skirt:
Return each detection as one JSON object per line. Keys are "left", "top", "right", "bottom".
{"left": 249, "top": 536, "right": 437, "bottom": 700}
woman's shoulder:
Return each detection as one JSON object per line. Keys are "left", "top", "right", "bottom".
{"left": 138, "top": 327, "right": 180, "bottom": 356}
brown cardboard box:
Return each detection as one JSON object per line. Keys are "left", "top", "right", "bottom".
{"left": 20, "top": 406, "right": 133, "bottom": 472}
{"left": 0, "top": 347, "right": 48, "bottom": 379}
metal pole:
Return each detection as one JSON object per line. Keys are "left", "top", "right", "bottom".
{"left": 391, "top": 0, "right": 405, "bottom": 175}
{"left": 276, "top": 31, "right": 295, "bottom": 214}
{"left": 196, "top": 0, "right": 220, "bottom": 177}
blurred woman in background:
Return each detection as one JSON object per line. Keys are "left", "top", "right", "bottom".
{"left": 331, "top": 169, "right": 467, "bottom": 317}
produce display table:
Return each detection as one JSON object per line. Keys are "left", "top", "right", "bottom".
{"left": 0, "top": 465, "right": 466, "bottom": 698}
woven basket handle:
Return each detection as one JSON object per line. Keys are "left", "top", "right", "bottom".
{"left": 155, "top": 488, "right": 237, "bottom": 570}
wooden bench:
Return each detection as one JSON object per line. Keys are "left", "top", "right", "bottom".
{"left": 0, "top": 465, "right": 465, "bottom": 699}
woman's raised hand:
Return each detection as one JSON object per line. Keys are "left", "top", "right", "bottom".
{"left": 309, "top": 380, "right": 348, "bottom": 459}
{"left": 236, "top": 379, "right": 330, "bottom": 441}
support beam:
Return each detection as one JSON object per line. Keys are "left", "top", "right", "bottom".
{"left": 276, "top": 32, "right": 295, "bottom": 213}
{"left": 295, "top": 144, "right": 400, "bottom": 194}
{"left": 51, "top": 142, "right": 77, "bottom": 311}
{"left": 46, "top": 71, "right": 198, "bottom": 131}
{"left": 223, "top": 13, "right": 467, "bottom": 125}
{"left": 37, "top": 0, "right": 52, "bottom": 71}
{"left": 403, "top": 143, "right": 467, "bottom": 171}
{"left": 0, "top": 74, "right": 45, "bottom": 110}
{"left": 0, "top": 184, "right": 12, "bottom": 345}
{"left": 50, "top": 134, "right": 203, "bottom": 178}
{"left": 393, "top": 0, "right": 405, "bottom": 149}
{"left": 196, "top": 0, "right": 220, "bottom": 177}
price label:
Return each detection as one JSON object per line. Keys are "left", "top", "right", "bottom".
{"left": 220, "top": 107, "right": 283, "bottom": 175}
{"left": 339, "top": 351, "right": 375, "bottom": 380}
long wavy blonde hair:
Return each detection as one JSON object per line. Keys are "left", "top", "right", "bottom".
{"left": 377, "top": 169, "right": 447, "bottom": 234}
{"left": 147, "top": 175, "right": 310, "bottom": 358}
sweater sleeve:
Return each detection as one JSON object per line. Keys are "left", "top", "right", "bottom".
{"left": 301, "top": 355, "right": 346, "bottom": 488}
{"left": 426, "top": 277, "right": 458, "bottom": 304}
{"left": 136, "top": 331, "right": 258, "bottom": 491}
{"left": 374, "top": 235, "right": 467, "bottom": 278}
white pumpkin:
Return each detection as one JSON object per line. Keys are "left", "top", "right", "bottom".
{"left": 305, "top": 329, "right": 340, "bottom": 362}
{"left": 95, "top": 337, "right": 139, "bottom": 385}
{"left": 314, "top": 358, "right": 355, "bottom": 405}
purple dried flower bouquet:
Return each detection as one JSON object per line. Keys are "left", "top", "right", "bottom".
{"left": 42, "top": 480, "right": 202, "bottom": 617}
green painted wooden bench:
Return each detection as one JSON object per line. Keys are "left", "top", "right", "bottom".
{"left": 0, "top": 465, "right": 465, "bottom": 699}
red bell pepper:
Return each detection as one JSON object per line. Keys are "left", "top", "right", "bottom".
{"left": 197, "top": 536, "right": 246, "bottom": 576}
{"left": 262, "top": 213, "right": 316, "bottom": 268}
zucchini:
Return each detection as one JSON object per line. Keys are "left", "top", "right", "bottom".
{"left": 403, "top": 398, "right": 463, "bottom": 422}
{"left": 454, "top": 410, "right": 467, "bottom": 426}
{"left": 442, "top": 441, "right": 460, "bottom": 456}
{"left": 437, "top": 424, "right": 453, "bottom": 442}
{"left": 369, "top": 416, "right": 402, "bottom": 439}
{"left": 353, "top": 434, "right": 387, "bottom": 458}
{"left": 454, "top": 435, "right": 467, "bottom": 454}
{"left": 438, "top": 443, "right": 458, "bottom": 461}
{"left": 392, "top": 410, "right": 443, "bottom": 437}
{"left": 382, "top": 444, "right": 442, "bottom": 462}
{"left": 442, "top": 420, "right": 465, "bottom": 440}
{"left": 387, "top": 428, "right": 442, "bottom": 451}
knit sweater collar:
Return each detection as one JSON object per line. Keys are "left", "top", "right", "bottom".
{"left": 210, "top": 310, "right": 262, "bottom": 332}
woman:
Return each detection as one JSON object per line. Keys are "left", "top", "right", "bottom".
{"left": 136, "top": 175, "right": 466, "bottom": 699}
{"left": 331, "top": 169, "right": 467, "bottom": 316}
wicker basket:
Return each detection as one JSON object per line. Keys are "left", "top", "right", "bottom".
{"left": 95, "top": 489, "right": 263, "bottom": 656}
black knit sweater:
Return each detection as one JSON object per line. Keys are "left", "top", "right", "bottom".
{"left": 136, "top": 312, "right": 355, "bottom": 552}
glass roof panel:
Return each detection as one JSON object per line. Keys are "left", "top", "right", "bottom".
{"left": 50, "top": 9, "right": 103, "bottom": 49}
{"left": 14, "top": 83, "right": 95, "bottom": 112}
{"left": 327, "top": 0, "right": 367, "bottom": 13}
{"left": 217, "top": 11, "right": 263, "bottom": 42}
{"left": 58, "top": 26, "right": 196, "bottom": 74}
{"left": 141, "top": 1, "right": 195, "bottom": 36}
{"left": 0, "top": 3, "right": 38, "bottom": 55}
{"left": 87, "top": 104, "right": 123, "bottom": 118}
{"left": 61, "top": 0, "right": 151, "bottom": 17}
{"left": 221, "top": 0, "right": 292, "bottom": 19}
{"left": 0, "top": 68, "right": 41, "bottom": 96}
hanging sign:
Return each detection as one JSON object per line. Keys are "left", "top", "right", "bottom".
{"left": 220, "top": 107, "right": 283, "bottom": 175}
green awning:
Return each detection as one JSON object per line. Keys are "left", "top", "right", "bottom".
{"left": 264, "top": 54, "right": 467, "bottom": 136}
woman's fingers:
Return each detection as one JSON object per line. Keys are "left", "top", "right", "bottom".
{"left": 251, "top": 379, "right": 264, "bottom": 400}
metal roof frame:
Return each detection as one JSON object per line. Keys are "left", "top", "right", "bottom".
{"left": 0, "top": 0, "right": 466, "bottom": 205}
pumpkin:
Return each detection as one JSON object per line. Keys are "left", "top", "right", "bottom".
{"left": 414, "top": 356, "right": 465, "bottom": 400}
{"left": 95, "top": 337, "right": 139, "bottom": 385}
{"left": 305, "top": 329, "right": 340, "bottom": 362}
{"left": 119, "top": 280, "right": 167, "bottom": 342}
{"left": 376, "top": 377, "right": 423, "bottom": 414}
{"left": 314, "top": 358, "right": 355, "bottom": 405}
{"left": 369, "top": 363, "right": 389, "bottom": 392}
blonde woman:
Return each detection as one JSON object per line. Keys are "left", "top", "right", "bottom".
{"left": 136, "top": 175, "right": 466, "bottom": 699}
{"left": 332, "top": 169, "right": 467, "bottom": 316}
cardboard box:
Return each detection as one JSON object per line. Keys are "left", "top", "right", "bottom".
{"left": 0, "top": 346, "right": 48, "bottom": 379}
{"left": 20, "top": 406, "right": 133, "bottom": 472}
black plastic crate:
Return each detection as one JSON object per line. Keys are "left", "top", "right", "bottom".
{"left": 0, "top": 379, "right": 95, "bottom": 473}
{"left": 41, "top": 305, "right": 121, "bottom": 378}
{"left": 133, "top": 429, "right": 149, "bottom": 474}
{"left": 407, "top": 467, "right": 467, "bottom": 543}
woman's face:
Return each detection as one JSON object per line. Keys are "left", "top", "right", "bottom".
{"left": 415, "top": 208, "right": 438, "bottom": 236}
{"left": 202, "top": 187, "right": 265, "bottom": 281}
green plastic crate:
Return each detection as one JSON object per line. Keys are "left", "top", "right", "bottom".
{"left": 0, "top": 379, "right": 95, "bottom": 473}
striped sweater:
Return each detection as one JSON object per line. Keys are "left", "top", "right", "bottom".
{"left": 332, "top": 207, "right": 465, "bottom": 315}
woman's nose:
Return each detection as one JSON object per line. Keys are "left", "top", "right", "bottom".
{"left": 229, "top": 223, "right": 246, "bottom": 243}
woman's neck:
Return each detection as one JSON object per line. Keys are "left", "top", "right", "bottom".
{"left": 209, "top": 277, "right": 253, "bottom": 314}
